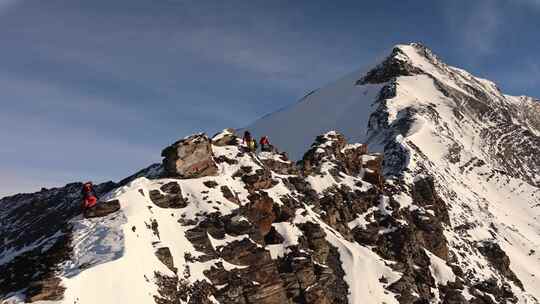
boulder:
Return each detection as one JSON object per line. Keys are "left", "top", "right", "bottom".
{"left": 221, "top": 185, "right": 240, "bottom": 205}
{"left": 149, "top": 182, "right": 187, "bottom": 209}
{"left": 83, "top": 200, "right": 121, "bottom": 218}
{"left": 245, "top": 192, "right": 276, "bottom": 236}
{"left": 212, "top": 128, "right": 238, "bottom": 146}
{"left": 155, "top": 247, "right": 177, "bottom": 273}
{"left": 241, "top": 169, "right": 277, "bottom": 192}
{"left": 362, "top": 154, "right": 384, "bottom": 188}
{"left": 161, "top": 134, "right": 218, "bottom": 178}
{"left": 260, "top": 152, "right": 299, "bottom": 176}
{"left": 26, "top": 276, "right": 65, "bottom": 302}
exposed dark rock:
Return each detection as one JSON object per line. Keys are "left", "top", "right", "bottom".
{"left": 161, "top": 182, "right": 182, "bottom": 194}
{"left": 83, "top": 199, "right": 121, "bottom": 218}
{"left": 215, "top": 155, "right": 239, "bottom": 165}
{"left": 220, "top": 185, "right": 240, "bottom": 204}
{"left": 26, "top": 276, "right": 66, "bottom": 302}
{"left": 0, "top": 181, "right": 116, "bottom": 300}
{"left": 477, "top": 241, "right": 524, "bottom": 290}
{"left": 149, "top": 186, "right": 187, "bottom": 209}
{"left": 241, "top": 169, "right": 277, "bottom": 192}
{"left": 260, "top": 153, "right": 299, "bottom": 176}
{"left": 245, "top": 192, "right": 276, "bottom": 236}
{"left": 357, "top": 46, "right": 424, "bottom": 85}
{"left": 155, "top": 247, "right": 177, "bottom": 273}
{"left": 212, "top": 129, "right": 238, "bottom": 146}
{"left": 162, "top": 134, "right": 218, "bottom": 178}
{"left": 264, "top": 226, "right": 285, "bottom": 245}
{"left": 362, "top": 154, "right": 384, "bottom": 188}
{"left": 203, "top": 180, "right": 219, "bottom": 188}
{"left": 441, "top": 285, "right": 469, "bottom": 304}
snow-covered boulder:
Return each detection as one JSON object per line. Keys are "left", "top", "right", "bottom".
{"left": 212, "top": 128, "right": 238, "bottom": 146}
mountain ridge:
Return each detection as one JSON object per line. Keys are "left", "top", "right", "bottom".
{"left": 1, "top": 42, "right": 540, "bottom": 304}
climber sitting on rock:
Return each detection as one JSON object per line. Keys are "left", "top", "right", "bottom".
{"left": 80, "top": 182, "right": 121, "bottom": 218}
{"left": 259, "top": 136, "right": 273, "bottom": 152}
{"left": 81, "top": 181, "right": 99, "bottom": 209}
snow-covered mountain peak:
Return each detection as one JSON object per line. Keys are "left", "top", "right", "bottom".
{"left": 246, "top": 42, "right": 540, "bottom": 303}
{"left": 2, "top": 42, "right": 540, "bottom": 304}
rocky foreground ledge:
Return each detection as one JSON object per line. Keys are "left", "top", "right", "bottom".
{"left": 0, "top": 129, "right": 524, "bottom": 304}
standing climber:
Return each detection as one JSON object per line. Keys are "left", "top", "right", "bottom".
{"left": 259, "top": 136, "right": 271, "bottom": 152}
{"left": 243, "top": 131, "right": 252, "bottom": 147}
{"left": 81, "top": 181, "right": 99, "bottom": 209}
{"left": 243, "top": 131, "right": 257, "bottom": 152}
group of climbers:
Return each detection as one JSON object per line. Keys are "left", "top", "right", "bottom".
{"left": 243, "top": 131, "right": 273, "bottom": 152}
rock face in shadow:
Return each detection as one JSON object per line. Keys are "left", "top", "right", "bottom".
{"left": 162, "top": 134, "right": 219, "bottom": 178}
{"left": 478, "top": 241, "right": 524, "bottom": 290}
{"left": 0, "top": 181, "right": 117, "bottom": 300}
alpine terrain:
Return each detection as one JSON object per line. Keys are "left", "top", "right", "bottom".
{"left": 1, "top": 43, "right": 539, "bottom": 304}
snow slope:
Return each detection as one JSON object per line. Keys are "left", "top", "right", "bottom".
{"left": 247, "top": 69, "right": 385, "bottom": 160}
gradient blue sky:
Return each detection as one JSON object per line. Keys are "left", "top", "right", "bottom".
{"left": 1, "top": 0, "right": 539, "bottom": 197}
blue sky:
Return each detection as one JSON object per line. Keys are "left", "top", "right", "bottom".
{"left": 1, "top": 0, "right": 539, "bottom": 197}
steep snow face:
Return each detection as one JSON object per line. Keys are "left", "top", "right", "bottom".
{"left": 365, "top": 45, "right": 540, "bottom": 302}
{"left": 247, "top": 68, "right": 385, "bottom": 160}
{"left": 366, "top": 44, "right": 540, "bottom": 302}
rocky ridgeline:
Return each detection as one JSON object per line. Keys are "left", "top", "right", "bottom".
{"left": 148, "top": 130, "right": 384, "bottom": 304}
{"left": 142, "top": 129, "right": 520, "bottom": 304}
{"left": 0, "top": 127, "right": 529, "bottom": 304}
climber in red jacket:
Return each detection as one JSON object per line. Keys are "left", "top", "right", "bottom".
{"left": 81, "top": 181, "right": 99, "bottom": 209}
{"left": 259, "top": 136, "right": 272, "bottom": 152}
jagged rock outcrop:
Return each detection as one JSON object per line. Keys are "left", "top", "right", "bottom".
{"left": 161, "top": 133, "right": 219, "bottom": 178}
{"left": 149, "top": 181, "right": 188, "bottom": 208}
{"left": 212, "top": 129, "right": 239, "bottom": 146}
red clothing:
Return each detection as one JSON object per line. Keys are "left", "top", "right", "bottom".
{"left": 84, "top": 196, "right": 98, "bottom": 208}
{"left": 260, "top": 136, "right": 270, "bottom": 145}
{"left": 82, "top": 182, "right": 99, "bottom": 209}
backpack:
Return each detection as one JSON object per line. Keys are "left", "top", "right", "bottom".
{"left": 250, "top": 139, "right": 257, "bottom": 150}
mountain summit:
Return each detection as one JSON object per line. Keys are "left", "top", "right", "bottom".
{"left": 1, "top": 43, "right": 540, "bottom": 304}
